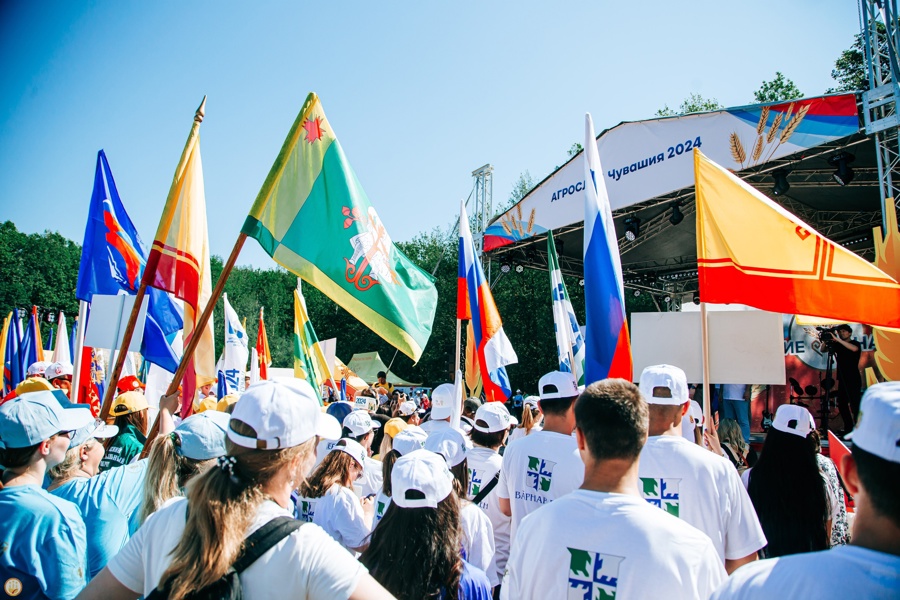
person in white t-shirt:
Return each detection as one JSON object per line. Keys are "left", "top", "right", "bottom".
{"left": 372, "top": 425, "right": 427, "bottom": 527}
{"left": 78, "top": 379, "right": 392, "bottom": 600}
{"left": 296, "top": 438, "right": 375, "bottom": 552}
{"left": 636, "top": 364, "right": 766, "bottom": 573}
{"left": 425, "top": 426, "right": 496, "bottom": 586}
{"left": 467, "top": 401, "right": 516, "bottom": 589}
{"left": 498, "top": 371, "right": 584, "bottom": 544}
{"left": 342, "top": 411, "right": 383, "bottom": 497}
{"left": 502, "top": 379, "right": 726, "bottom": 600}
{"left": 420, "top": 383, "right": 457, "bottom": 435}
{"left": 713, "top": 382, "right": 900, "bottom": 599}
{"left": 507, "top": 396, "right": 542, "bottom": 443}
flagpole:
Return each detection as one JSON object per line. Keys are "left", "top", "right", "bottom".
{"left": 455, "top": 318, "right": 462, "bottom": 374}
{"left": 71, "top": 301, "right": 88, "bottom": 402}
{"left": 700, "top": 301, "right": 712, "bottom": 442}
{"left": 139, "top": 232, "right": 247, "bottom": 456}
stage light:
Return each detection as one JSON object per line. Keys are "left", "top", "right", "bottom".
{"left": 624, "top": 217, "right": 641, "bottom": 241}
{"left": 579, "top": 279, "right": 585, "bottom": 286}
{"left": 668, "top": 202, "right": 684, "bottom": 226}
{"left": 500, "top": 262, "right": 511, "bottom": 274}
{"left": 771, "top": 168, "right": 791, "bottom": 196}
{"left": 693, "top": 293, "right": 700, "bottom": 305}
{"left": 663, "top": 294, "right": 672, "bottom": 304}
{"left": 633, "top": 289, "right": 641, "bottom": 297}
{"left": 829, "top": 152, "right": 855, "bottom": 186}
{"left": 515, "top": 264, "right": 524, "bottom": 273}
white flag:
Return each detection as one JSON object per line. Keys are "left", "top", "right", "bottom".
{"left": 220, "top": 293, "right": 249, "bottom": 394}
{"left": 52, "top": 311, "right": 71, "bottom": 365}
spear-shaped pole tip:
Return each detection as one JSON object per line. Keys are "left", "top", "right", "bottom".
{"left": 195, "top": 96, "right": 207, "bottom": 123}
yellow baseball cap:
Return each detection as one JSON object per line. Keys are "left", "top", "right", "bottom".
{"left": 195, "top": 397, "right": 219, "bottom": 414}
{"left": 15, "top": 378, "right": 55, "bottom": 395}
{"left": 216, "top": 394, "right": 239, "bottom": 412}
{"left": 109, "top": 391, "right": 149, "bottom": 417}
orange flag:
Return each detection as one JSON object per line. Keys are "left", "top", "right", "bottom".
{"left": 256, "top": 307, "right": 271, "bottom": 380}
{"left": 694, "top": 149, "right": 900, "bottom": 329}
{"left": 144, "top": 101, "right": 215, "bottom": 415}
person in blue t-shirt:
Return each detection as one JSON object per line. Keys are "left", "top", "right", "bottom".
{"left": 360, "top": 449, "right": 492, "bottom": 599}
{"left": 0, "top": 390, "right": 94, "bottom": 600}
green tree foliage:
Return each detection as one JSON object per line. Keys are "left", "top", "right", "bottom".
{"left": 567, "top": 143, "right": 583, "bottom": 157}
{"left": 498, "top": 171, "right": 535, "bottom": 214}
{"left": 0, "top": 221, "right": 81, "bottom": 340}
{"left": 828, "top": 23, "right": 889, "bottom": 93}
{"left": 656, "top": 93, "right": 723, "bottom": 117}
{"left": 753, "top": 72, "right": 803, "bottom": 103}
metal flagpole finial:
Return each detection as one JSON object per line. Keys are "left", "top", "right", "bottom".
{"left": 195, "top": 96, "right": 207, "bottom": 123}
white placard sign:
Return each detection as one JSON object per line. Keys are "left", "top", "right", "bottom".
{"left": 631, "top": 310, "right": 785, "bottom": 384}
{"left": 84, "top": 294, "right": 148, "bottom": 353}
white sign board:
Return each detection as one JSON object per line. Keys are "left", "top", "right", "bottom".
{"left": 631, "top": 310, "right": 785, "bottom": 384}
{"left": 84, "top": 294, "right": 148, "bottom": 352}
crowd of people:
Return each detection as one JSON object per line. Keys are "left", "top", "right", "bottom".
{"left": 0, "top": 358, "right": 897, "bottom": 599}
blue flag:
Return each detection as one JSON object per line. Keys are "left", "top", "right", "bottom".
{"left": 76, "top": 150, "right": 183, "bottom": 373}
{"left": 20, "top": 308, "right": 41, "bottom": 376}
{"left": 3, "top": 308, "right": 24, "bottom": 395}
{"left": 216, "top": 369, "right": 227, "bottom": 400}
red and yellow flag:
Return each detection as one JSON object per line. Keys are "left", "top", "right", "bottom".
{"left": 144, "top": 101, "right": 215, "bottom": 414}
{"left": 256, "top": 307, "right": 271, "bottom": 380}
{"left": 695, "top": 149, "right": 900, "bottom": 329}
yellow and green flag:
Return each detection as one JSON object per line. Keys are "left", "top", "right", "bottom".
{"left": 293, "top": 279, "right": 331, "bottom": 401}
{"left": 242, "top": 93, "right": 438, "bottom": 361}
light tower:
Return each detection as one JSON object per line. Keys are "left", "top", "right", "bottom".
{"left": 471, "top": 163, "right": 494, "bottom": 272}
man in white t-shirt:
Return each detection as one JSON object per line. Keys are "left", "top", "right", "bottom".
{"left": 637, "top": 365, "right": 766, "bottom": 573}
{"left": 498, "top": 371, "right": 584, "bottom": 544}
{"left": 467, "top": 401, "right": 517, "bottom": 587}
{"left": 713, "top": 382, "right": 900, "bottom": 599}
{"left": 501, "top": 379, "right": 726, "bottom": 600}
{"left": 420, "top": 383, "right": 455, "bottom": 434}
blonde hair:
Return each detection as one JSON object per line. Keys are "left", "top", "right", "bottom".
{"left": 718, "top": 418, "right": 748, "bottom": 457}
{"left": 519, "top": 405, "right": 541, "bottom": 435}
{"left": 48, "top": 439, "right": 98, "bottom": 481}
{"left": 138, "top": 433, "right": 214, "bottom": 525}
{"left": 298, "top": 448, "right": 356, "bottom": 498}
{"left": 378, "top": 430, "right": 394, "bottom": 458}
{"left": 156, "top": 419, "right": 315, "bottom": 600}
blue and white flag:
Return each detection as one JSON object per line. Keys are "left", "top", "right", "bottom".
{"left": 547, "top": 231, "right": 585, "bottom": 385}
{"left": 219, "top": 293, "right": 248, "bottom": 394}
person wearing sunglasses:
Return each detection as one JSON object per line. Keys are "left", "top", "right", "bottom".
{"left": 0, "top": 390, "right": 94, "bottom": 599}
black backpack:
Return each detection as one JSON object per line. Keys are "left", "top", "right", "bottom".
{"left": 145, "top": 517, "right": 304, "bottom": 600}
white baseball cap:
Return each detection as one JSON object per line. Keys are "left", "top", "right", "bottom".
{"left": 473, "top": 402, "right": 518, "bottom": 433}
{"left": 687, "top": 400, "right": 703, "bottom": 426}
{"left": 0, "top": 391, "right": 93, "bottom": 449}
{"left": 639, "top": 365, "right": 689, "bottom": 406}
{"left": 391, "top": 448, "right": 455, "bottom": 508}
{"left": 69, "top": 419, "right": 119, "bottom": 448}
{"left": 26, "top": 361, "right": 49, "bottom": 377}
{"left": 771, "top": 404, "right": 816, "bottom": 438}
{"left": 343, "top": 411, "right": 380, "bottom": 437}
{"left": 424, "top": 427, "right": 467, "bottom": 467}
{"left": 538, "top": 371, "right": 579, "bottom": 401}
{"left": 399, "top": 400, "right": 424, "bottom": 417}
{"left": 228, "top": 380, "right": 341, "bottom": 450}
{"left": 45, "top": 362, "right": 74, "bottom": 381}
{"left": 846, "top": 382, "right": 900, "bottom": 463}
{"left": 392, "top": 426, "right": 428, "bottom": 456}
{"left": 523, "top": 395, "right": 540, "bottom": 409}
{"left": 430, "top": 383, "right": 457, "bottom": 420}
{"left": 329, "top": 437, "right": 366, "bottom": 468}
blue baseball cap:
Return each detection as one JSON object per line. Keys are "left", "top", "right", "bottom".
{"left": 0, "top": 391, "right": 94, "bottom": 449}
{"left": 175, "top": 411, "right": 231, "bottom": 460}
{"left": 69, "top": 420, "right": 119, "bottom": 448}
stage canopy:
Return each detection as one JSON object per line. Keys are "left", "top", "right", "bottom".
{"left": 347, "top": 351, "right": 421, "bottom": 387}
{"left": 484, "top": 93, "right": 885, "bottom": 306}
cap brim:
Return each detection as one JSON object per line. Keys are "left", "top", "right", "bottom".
{"left": 92, "top": 423, "right": 119, "bottom": 439}
{"left": 59, "top": 407, "right": 95, "bottom": 432}
{"left": 371, "top": 421, "right": 381, "bottom": 429}
{"left": 317, "top": 413, "right": 342, "bottom": 440}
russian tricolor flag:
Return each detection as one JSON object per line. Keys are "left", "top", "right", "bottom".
{"left": 458, "top": 201, "right": 518, "bottom": 401}
{"left": 583, "top": 114, "right": 633, "bottom": 384}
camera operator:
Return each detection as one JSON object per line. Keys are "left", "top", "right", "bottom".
{"left": 827, "top": 324, "right": 862, "bottom": 436}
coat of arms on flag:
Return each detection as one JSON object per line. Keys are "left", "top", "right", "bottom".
{"left": 567, "top": 548, "right": 623, "bottom": 600}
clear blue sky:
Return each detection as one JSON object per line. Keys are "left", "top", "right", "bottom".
{"left": 1, "top": 0, "right": 860, "bottom": 269}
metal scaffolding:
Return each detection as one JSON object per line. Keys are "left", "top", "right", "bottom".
{"left": 471, "top": 163, "right": 494, "bottom": 271}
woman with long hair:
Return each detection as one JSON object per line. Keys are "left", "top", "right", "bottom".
{"left": 425, "top": 427, "right": 496, "bottom": 588}
{"left": 745, "top": 404, "right": 832, "bottom": 558}
{"left": 296, "top": 438, "right": 375, "bottom": 552}
{"left": 372, "top": 425, "right": 427, "bottom": 527}
{"left": 810, "top": 428, "right": 850, "bottom": 546}
{"left": 717, "top": 418, "right": 750, "bottom": 473}
{"left": 137, "top": 410, "right": 231, "bottom": 524}
{"left": 99, "top": 391, "right": 150, "bottom": 471}
{"left": 360, "top": 449, "right": 491, "bottom": 599}
{"left": 78, "top": 380, "right": 393, "bottom": 600}
{"left": 375, "top": 417, "right": 407, "bottom": 459}
{"left": 507, "top": 396, "right": 541, "bottom": 443}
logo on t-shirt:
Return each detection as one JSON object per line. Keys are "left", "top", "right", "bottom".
{"left": 298, "top": 499, "right": 317, "bottom": 522}
{"left": 527, "top": 456, "right": 556, "bottom": 492}
{"left": 640, "top": 477, "right": 681, "bottom": 517}
{"left": 567, "top": 548, "right": 623, "bottom": 600}
{"left": 469, "top": 467, "right": 483, "bottom": 495}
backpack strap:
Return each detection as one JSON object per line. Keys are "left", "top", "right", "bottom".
{"left": 233, "top": 517, "right": 304, "bottom": 573}
{"left": 472, "top": 470, "right": 501, "bottom": 505}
